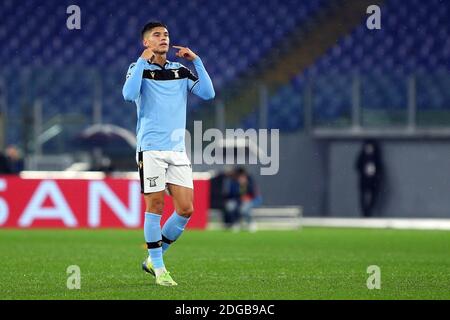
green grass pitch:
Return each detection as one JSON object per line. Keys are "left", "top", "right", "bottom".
{"left": 0, "top": 228, "right": 449, "bottom": 299}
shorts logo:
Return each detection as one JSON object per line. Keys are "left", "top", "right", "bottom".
{"left": 138, "top": 161, "right": 143, "bottom": 169}
{"left": 147, "top": 176, "right": 159, "bottom": 188}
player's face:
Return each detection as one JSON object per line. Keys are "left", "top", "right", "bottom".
{"left": 143, "top": 27, "right": 170, "bottom": 54}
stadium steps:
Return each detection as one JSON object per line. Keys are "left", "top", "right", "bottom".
{"left": 208, "top": 206, "right": 303, "bottom": 230}
{"left": 197, "top": 0, "right": 385, "bottom": 129}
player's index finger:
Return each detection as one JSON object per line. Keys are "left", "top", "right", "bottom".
{"left": 172, "top": 45, "right": 184, "bottom": 49}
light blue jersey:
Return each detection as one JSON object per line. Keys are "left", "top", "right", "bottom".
{"left": 122, "top": 56, "right": 215, "bottom": 152}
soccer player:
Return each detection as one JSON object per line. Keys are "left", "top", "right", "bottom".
{"left": 122, "top": 22, "right": 215, "bottom": 286}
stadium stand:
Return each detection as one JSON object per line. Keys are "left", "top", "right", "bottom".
{"left": 243, "top": 0, "right": 450, "bottom": 131}
{"left": 1, "top": 0, "right": 449, "bottom": 144}
{"left": 0, "top": 0, "right": 328, "bottom": 146}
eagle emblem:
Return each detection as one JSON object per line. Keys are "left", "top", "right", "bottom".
{"left": 147, "top": 176, "right": 159, "bottom": 188}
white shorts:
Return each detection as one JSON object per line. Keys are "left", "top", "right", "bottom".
{"left": 136, "top": 150, "right": 193, "bottom": 194}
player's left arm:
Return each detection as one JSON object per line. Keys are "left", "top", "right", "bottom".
{"left": 173, "top": 46, "right": 215, "bottom": 100}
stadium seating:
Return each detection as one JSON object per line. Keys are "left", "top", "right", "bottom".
{"left": 1, "top": 0, "right": 449, "bottom": 144}
{"left": 248, "top": 0, "right": 450, "bottom": 131}
{"left": 0, "top": 0, "right": 328, "bottom": 144}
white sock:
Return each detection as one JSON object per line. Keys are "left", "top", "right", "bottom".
{"left": 155, "top": 267, "right": 167, "bottom": 277}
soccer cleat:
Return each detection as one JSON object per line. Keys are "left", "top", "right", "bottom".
{"left": 156, "top": 271, "right": 178, "bottom": 286}
{"left": 142, "top": 257, "right": 155, "bottom": 277}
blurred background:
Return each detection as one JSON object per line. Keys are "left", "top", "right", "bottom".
{"left": 1, "top": 0, "right": 450, "bottom": 226}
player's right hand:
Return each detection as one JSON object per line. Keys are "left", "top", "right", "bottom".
{"left": 141, "top": 48, "right": 155, "bottom": 61}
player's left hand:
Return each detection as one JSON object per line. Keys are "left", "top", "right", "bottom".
{"left": 173, "top": 46, "right": 198, "bottom": 61}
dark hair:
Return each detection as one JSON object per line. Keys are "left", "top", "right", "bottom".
{"left": 141, "top": 21, "right": 168, "bottom": 39}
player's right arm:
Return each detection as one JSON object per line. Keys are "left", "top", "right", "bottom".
{"left": 122, "top": 49, "right": 154, "bottom": 102}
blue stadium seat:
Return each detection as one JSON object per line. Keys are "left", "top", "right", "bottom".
{"left": 2, "top": 0, "right": 448, "bottom": 141}
{"left": 244, "top": 0, "right": 450, "bottom": 131}
{"left": 0, "top": 0, "right": 327, "bottom": 144}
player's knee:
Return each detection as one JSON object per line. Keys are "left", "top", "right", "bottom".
{"left": 146, "top": 198, "right": 165, "bottom": 214}
{"left": 177, "top": 204, "right": 194, "bottom": 218}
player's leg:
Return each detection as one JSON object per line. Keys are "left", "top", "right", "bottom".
{"left": 161, "top": 163, "right": 194, "bottom": 254}
{"left": 162, "top": 183, "right": 193, "bottom": 253}
{"left": 138, "top": 151, "right": 177, "bottom": 285}
{"left": 142, "top": 191, "right": 165, "bottom": 275}
{"left": 142, "top": 191, "right": 177, "bottom": 286}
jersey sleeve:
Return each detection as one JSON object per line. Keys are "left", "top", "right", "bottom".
{"left": 122, "top": 58, "right": 147, "bottom": 102}
{"left": 185, "top": 67, "right": 200, "bottom": 93}
{"left": 183, "top": 57, "right": 215, "bottom": 100}
{"left": 126, "top": 63, "right": 136, "bottom": 79}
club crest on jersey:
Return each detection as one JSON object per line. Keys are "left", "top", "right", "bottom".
{"left": 147, "top": 176, "right": 159, "bottom": 187}
{"left": 171, "top": 70, "right": 180, "bottom": 79}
